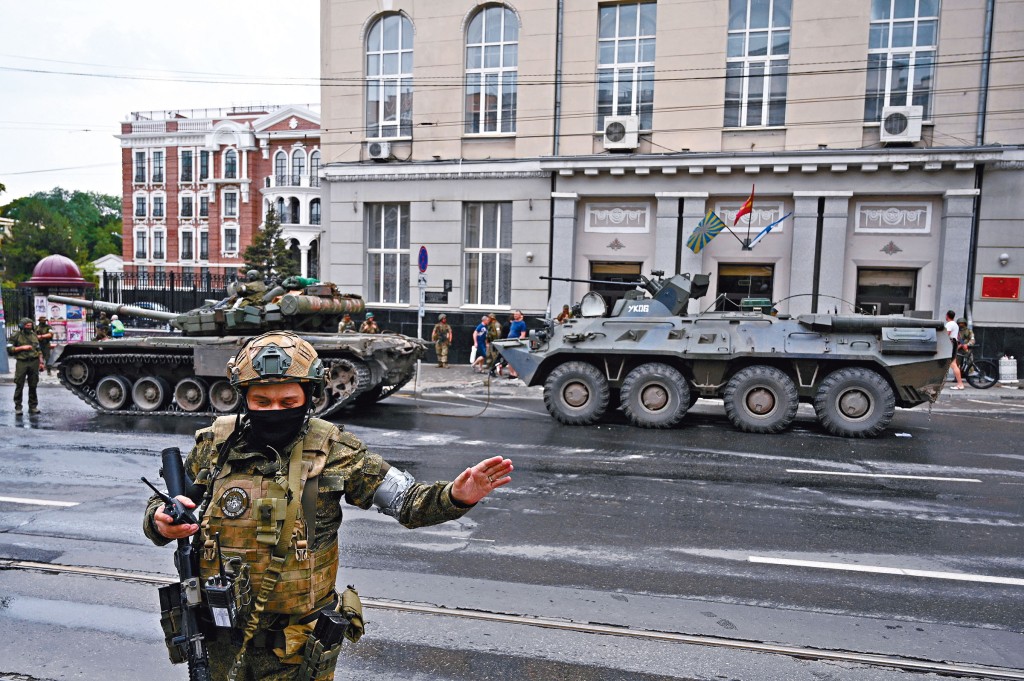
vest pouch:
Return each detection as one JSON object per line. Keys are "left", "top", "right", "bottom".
{"left": 157, "top": 583, "right": 186, "bottom": 665}
{"left": 255, "top": 497, "right": 288, "bottom": 545}
{"left": 294, "top": 612, "right": 347, "bottom": 681}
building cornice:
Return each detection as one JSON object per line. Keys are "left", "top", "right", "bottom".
{"left": 322, "top": 159, "right": 546, "bottom": 182}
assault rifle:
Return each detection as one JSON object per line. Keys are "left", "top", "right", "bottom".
{"left": 142, "top": 447, "right": 212, "bottom": 681}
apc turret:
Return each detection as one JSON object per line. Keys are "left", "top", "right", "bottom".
{"left": 496, "top": 271, "right": 950, "bottom": 438}
{"left": 46, "top": 280, "right": 426, "bottom": 418}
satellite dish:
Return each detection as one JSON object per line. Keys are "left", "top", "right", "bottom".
{"left": 580, "top": 291, "right": 607, "bottom": 318}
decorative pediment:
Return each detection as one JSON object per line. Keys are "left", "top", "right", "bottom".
{"left": 252, "top": 105, "right": 321, "bottom": 133}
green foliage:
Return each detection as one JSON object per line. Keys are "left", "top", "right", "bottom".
{"left": 243, "top": 210, "right": 299, "bottom": 280}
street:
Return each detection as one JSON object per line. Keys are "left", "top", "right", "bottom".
{"left": 1, "top": 378, "right": 1023, "bottom": 680}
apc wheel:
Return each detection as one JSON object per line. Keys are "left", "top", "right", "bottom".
{"left": 209, "top": 379, "right": 241, "bottom": 413}
{"left": 62, "top": 359, "right": 91, "bottom": 386}
{"left": 723, "top": 366, "right": 798, "bottom": 434}
{"left": 543, "top": 361, "right": 609, "bottom": 425}
{"left": 133, "top": 376, "right": 170, "bottom": 412}
{"left": 173, "top": 377, "right": 208, "bottom": 412}
{"left": 620, "top": 363, "right": 690, "bottom": 429}
{"left": 965, "top": 359, "right": 998, "bottom": 389}
{"left": 813, "top": 368, "right": 895, "bottom": 438}
{"left": 95, "top": 375, "right": 132, "bottom": 410}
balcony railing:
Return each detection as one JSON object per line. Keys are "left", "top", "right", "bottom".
{"left": 267, "top": 173, "right": 320, "bottom": 189}
{"left": 153, "top": 173, "right": 164, "bottom": 183}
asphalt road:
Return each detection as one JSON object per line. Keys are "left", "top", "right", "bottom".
{"left": 1, "top": 382, "right": 1022, "bottom": 680}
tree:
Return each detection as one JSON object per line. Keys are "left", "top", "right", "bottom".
{"left": 243, "top": 210, "right": 299, "bottom": 280}
{"left": 0, "top": 198, "right": 87, "bottom": 282}
{"left": 1, "top": 187, "right": 121, "bottom": 263}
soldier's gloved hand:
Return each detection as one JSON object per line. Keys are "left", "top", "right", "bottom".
{"left": 154, "top": 495, "right": 199, "bottom": 539}
{"left": 451, "top": 456, "right": 513, "bottom": 506}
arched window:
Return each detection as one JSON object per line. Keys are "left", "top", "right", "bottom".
{"left": 310, "top": 199, "right": 321, "bottom": 226}
{"left": 291, "top": 149, "right": 306, "bottom": 185}
{"left": 224, "top": 149, "right": 238, "bottom": 179}
{"left": 465, "top": 5, "right": 519, "bottom": 134}
{"left": 274, "top": 151, "right": 288, "bottom": 185}
{"left": 365, "top": 13, "right": 414, "bottom": 138}
{"left": 276, "top": 197, "right": 286, "bottom": 223}
{"left": 310, "top": 150, "right": 321, "bottom": 187}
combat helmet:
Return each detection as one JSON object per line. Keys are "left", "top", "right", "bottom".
{"left": 247, "top": 269, "right": 261, "bottom": 282}
{"left": 227, "top": 331, "right": 325, "bottom": 399}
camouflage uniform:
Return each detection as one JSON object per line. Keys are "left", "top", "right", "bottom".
{"left": 431, "top": 318, "right": 452, "bottom": 367}
{"left": 36, "top": 319, "right": 54, "bottom": 373}
{"left": 143, "top": 417, "right": 472, "bottom": 680}
{"left": 484, "top": 315, "right": 502, "bottom": 373}
{"left": 95, "top": 313, "right": 111, "bottom": 340}
{"left": 337, "top": 317, "right": 354, "bottom": 333}
{"left": 358, "top": 319, "right": 379, "bottom": 334}
{"left": 10, "top": 320, "right": 42, "bottom": 414}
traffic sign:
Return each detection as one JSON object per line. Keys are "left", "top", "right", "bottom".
{"left": 418, "top": 246, "right": 428, "bottom": 273}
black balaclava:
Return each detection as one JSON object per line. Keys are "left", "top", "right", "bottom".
{"left": 244, "top": 384, "right": 312, "bottom": 452}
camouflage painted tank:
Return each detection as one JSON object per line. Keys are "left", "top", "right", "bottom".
{"left": 496, "top": 271, "right": 950, "bottom": 438}
{"left": 47, "top": 281, "right": 426, "bottom": 418}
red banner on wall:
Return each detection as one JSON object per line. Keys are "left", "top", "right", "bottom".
{"left": 981, "top": 276, "right": 1021, "bottom": 300}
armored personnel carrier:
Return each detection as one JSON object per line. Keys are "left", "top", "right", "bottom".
{"left": 495, "top": 271, "right": 950, "bottom": 438}
{"left": 47, "top": 281, "right": 426, "bottom": 418}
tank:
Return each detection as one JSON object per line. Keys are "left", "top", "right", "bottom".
{"left": 46, "top": 281, "right": 427, "bottom": 418}
{"left": 495, "top": 271, "right": 951, "bottom": 438}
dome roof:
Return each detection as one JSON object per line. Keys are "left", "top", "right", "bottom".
{"left": 20, "top": 253, "right": 93, "bottom": 288}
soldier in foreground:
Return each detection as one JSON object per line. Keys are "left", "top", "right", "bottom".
{"left": 9, "top": 317, "right": 44, "bottom": 415}
{"left": 143, "top": 331, "right": 512, "bottom": 680}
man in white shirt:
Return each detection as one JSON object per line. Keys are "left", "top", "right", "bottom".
{"left": 944, "top": 310, "right": 965, "bottom": 390}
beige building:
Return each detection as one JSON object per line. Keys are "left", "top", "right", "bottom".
{"left": 320, "top": 0, "right": 1024, "bottom": 358}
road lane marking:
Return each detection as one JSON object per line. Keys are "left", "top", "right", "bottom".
{"left": 749, "top": 556, "right": 1024, "bottom": 586}
{"left": 786, "top": 469, "right": 982, "bottom": 483}
{"left": 0, "top": 496, "right": 79, "bottom": 507}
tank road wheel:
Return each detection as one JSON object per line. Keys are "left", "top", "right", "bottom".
{"left": 723, "top": 366, "right": 799, "bottom": 434}
{"left": 94, "top": 375, "right": 132, "bottom": 411}
{"left": 543, "top": 361, "right": 610, "bottom": 425}
{"left": 62, "top": 359, "right": 91, "bottom": 386}
{"left": 620, "top": 363, "right": 690, "bottom": 429}
{"left": 323, "top": 359, "right": 371, "bottom": 408}
{"left": 209, "top": 379, "right": 242, "bottom": 413}
{"left": 173, "top": 377, "right": 208, "bottom": 413}
{"left": 813, "top": 368, "right": 895, "bottom": 438}
{"left": 132, "top": 376, "right": 171, "bottom": 412}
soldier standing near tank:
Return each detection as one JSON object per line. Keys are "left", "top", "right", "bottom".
{"left": 485, "top": 312, "right": 502, "bottom": 376}
{"left": 95, "top": 311, "right": 111, "bottom": 340}
{"left": 10, "top": 318, "right": 44, "bottom": 415}
{"left": 239, "top": 269, "right": 268, "bottom": 308}
{"left": 143, "top": 331, "right": 513, "bottom": 680}
{"left": 36, "top": 315, "right": 55, "bottom": 375}
{"left": 431, "top": 313, "right": 452, "bottom": 368}
{"left": 359, "top": 312, "right": 380, "bottom": 334}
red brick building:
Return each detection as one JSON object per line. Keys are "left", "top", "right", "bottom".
{"left": 117, "top": 104, "right": 323, "bottom": 284}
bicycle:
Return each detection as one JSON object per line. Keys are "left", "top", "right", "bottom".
{"left": 956, "top": 347, "right": 999, "bottom": 389}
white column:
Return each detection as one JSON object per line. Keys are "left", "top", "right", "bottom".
{"left": 299, "top": 244, "right": 311, "bottom": 278}
{"left": 789, "top": 192, "right": 852, "bottom": 316}
{"left": 937, "top": 189, "right": 979, "bottom": 316}
{"left": 789, "top": 195, "right": 821, "bottom": 317}
{"left": 550, "top": 192, "right": 579, "bottom": 309}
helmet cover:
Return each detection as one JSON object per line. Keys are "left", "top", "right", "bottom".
{"left": 227, "top": 331, "right": 324, "bottom": 399}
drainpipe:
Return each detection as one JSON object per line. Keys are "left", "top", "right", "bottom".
{"left": 965, "top": 0, "right": 995, "bottom": 310}
{"left": 552, "top": 0, "right": 565, "bottom": 157}
{"left": 811, "top": 197, "right": 824, "bottom": 314}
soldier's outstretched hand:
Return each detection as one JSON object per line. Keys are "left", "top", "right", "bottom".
{"left": 451, "top": 456, "right": 513, "bottom": 506}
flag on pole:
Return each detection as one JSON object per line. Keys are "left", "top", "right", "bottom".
{"left": 747, "top": 211, "right": 793, "bottom": 249}
{"left": 734, "top": 184, "right": 755, "bottom": 225}
{"left": 686, "top": 210, "right": 727, "bottom": 254}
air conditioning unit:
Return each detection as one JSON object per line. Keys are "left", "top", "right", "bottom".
{"left": 602, "top": 115, "right": 639, "bottom": 151}
{"left": 879, "top": 106, "right": 923, "bottom": 144}
{"left": 366, "top": 141, "right": 392, "bottom": 161}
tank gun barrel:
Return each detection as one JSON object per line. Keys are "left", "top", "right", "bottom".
{"left": 539, "top": 275, "right": 645, "bottom": 288}
{"left": 47, "top": 295, "right": 180, "bottom": 323}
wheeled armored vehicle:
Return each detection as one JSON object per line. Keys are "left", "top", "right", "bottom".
{"left": 47, "top": 282, "right": 426, "bottom": 418}
{"left": 495, "top": 271, "right": 950, "bottom": 438}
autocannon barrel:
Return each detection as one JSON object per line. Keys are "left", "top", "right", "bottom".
{"left": 46, "top": 295, "right": 181, "bottom": 323}
{"left": 796, "top": 314, "right": 943, "bottom": 332}
{"left": 277, "top": 293, "right": 366, "bottom": 316}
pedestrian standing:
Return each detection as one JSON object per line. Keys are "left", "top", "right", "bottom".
{"left": 431, "top": 313, "right": 453, "bottom": 368}
{"left": 472, "top": 315, "right": 488, "bottom": 373}
{"left": 10, "top": 317, "right": 44, "bottom": 415}
{"left": 945, "top": 310, "right": 965, "bottom": 390}
{"left": 505, "top": 309, "right": 527, "bottom": 379}
{"left": 143, "top": 331, "right": 512, "bottom": 680}
{"left": 110, "top": 314, "right": 126, "bottom": 338}
{"left": 36, "top": 316, "right": 54, "bottom": 375}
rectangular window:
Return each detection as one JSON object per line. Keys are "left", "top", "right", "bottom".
{"left": 199, "top": 230, "right": 209, "bottom": 261}
{"left": 180, "top": 150, "right": 193, "bottom": 182}
{"left": 152, "top": 151, "right": 164, "bottom": 183}
{"left": 199, "top": 195, "right": 209, "bottom": 218}
{"left": 199, "top": 151, "right": 210, "bottom": 180}
{"left": 724, "top": 0, "right": 791, "bottom": 127}
{"left": 135, "top": 230, "right": 148, "bottom": 259}
{"left": 223, "top": 226, "right": 238, "bottom": 254}
{"left": 153, "top": 196, "right": 165, "bottom": 219}
{"left": 135, "top": 196, "right": 147, "bottom": 218}
{"left": 224, "top": 192, "right": 238, "bottom": 218}
{"left": 865, "top": 0, "right": 939, "bottom": 120}
{"left": 153, "top": 230, "right": 165, "bottom": 260}
{"left": 596, "top": 2, "right": 657, "bottom": 131}
{"left": 181, "top": 196, "right": 193, "bottom": 218}
{"left": 463, "top": 202, "right": 512, "bottom": 306}
{"left": 180, "top": 230, "right": 194, "bottom": 260}
{"left": 181, "top": 266, "right": 195, "bottom": 287}
{"left": 224, "top": 152, "right": 238, "bottom": 179}
{"left": 137, "top": 265, "right": 149, "bottom": 286}
{"left": 134, "top": 151, "right": 146, "bottom": 183}
{"left": 715, "top": 263, "right": 775, "bottom": 311}
{"left": 366, "top": 203, "right": 410, "bottom": 304}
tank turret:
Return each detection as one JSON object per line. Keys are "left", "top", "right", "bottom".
{"left": 44, "top": 281, "right": 426, "bottom": 419}
{"left": 497, "top": 271, "right": 950, "bottom": 439}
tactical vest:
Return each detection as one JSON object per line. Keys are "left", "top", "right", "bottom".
{"left": 198, "top": 416, "right": 338, "bottom": 615}
{"left": 11, "top": 331, "right": 41, "bottom": 361}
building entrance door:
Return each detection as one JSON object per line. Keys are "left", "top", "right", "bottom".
{"left": 855, "top": 268, "right": 917, "bottom": 315}
{"left": 716, "top": 264, "right": 775, "bottom": 311}
{"left": 589, "top": 261, "right": 643, "bottom": 308}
